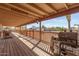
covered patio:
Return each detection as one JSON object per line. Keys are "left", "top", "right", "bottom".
{"left": 0, "top": 3, "right": 79, "bottom": 56}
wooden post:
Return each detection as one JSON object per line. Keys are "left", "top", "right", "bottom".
{"left": 33, "top": 29, "right": 34, "bottom": 39}
{"left": 15, "top": 27, "right": 17, "bottom": 32}
{"left": 29, "top": 30, "right": 30, "bottom": 37}
{"left": 39, "top": 21, "right": 42, "bottom": 41}
{"left": 21, "top": 26, "right": 23, "bottom": 34}
{"left": 32, "top": 26, "right": 35, "bottom": 39}
{"left": 20, "top": 26, "right": 21, "bottom": 34}
{"left": 28, "top": 28, "right": 30, "bottom": 37}
{"left": 16, "top": 26, "right": 19, "bottom": 33}
{"left": 29, "top": 29, "right": 30, "bottom": 37}
{"left": 25, "top": 25, "right": 28, "bottom": 36}
{"left": 18, "top": 26, "right": 20, "bottom": 32}
{"left": 0, "top": 24, "right": 3, "bottom": 39}
{"left": 78, "top": 25, "right": 79, "bottom": 45}
{"left": 18, "top": 26, "right": 20, "bottom": 33}
{"left": 32, "top": 22, "right": 42, "bottom": 49}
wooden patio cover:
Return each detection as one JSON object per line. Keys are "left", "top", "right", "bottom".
{"left": 0, "top": 3, "right": 79, "bottom": 26}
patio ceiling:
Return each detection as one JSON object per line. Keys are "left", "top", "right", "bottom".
{"left": 0, "top": 3, "right": 79, "bottom": 26}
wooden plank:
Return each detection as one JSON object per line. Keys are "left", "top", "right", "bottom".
{"left": 9, "top": 38, "right": 14, "bottom": 56}
{"left": 12, "top": 40, "right": 19, "bottom": 56}
{"left": 14, "top": 38, "right": 27, "bottom": 56}
{"left": 16, "top": 39, "right": 32, "bottom": 56}
{"left": 0, "top": 33, "right": 38, "bottom": 56}
{"left": 0, "top": 39, "right": 4, "bottom": 56}
{"left": 11, "top": 38, "right": 18, "bottom": 56}
{"left": 0, "top": 39, "right": 6, "bottom": 56}
{"left": 13, "top": 38, "right": 23, "bottom": 56}
{"left": 14, "top": 36, "right": 37, "bottom": 56}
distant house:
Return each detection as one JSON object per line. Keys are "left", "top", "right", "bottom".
{"left": 71, "top": 26, "right": 78, "bottom": 32}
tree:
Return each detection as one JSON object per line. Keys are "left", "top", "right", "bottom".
{"left": 42, "top": 25, "right": 47, "bottom": 29}
{"left": 66, "top": 15, "right": 71, "bottom": 32}
{"left": 47, "top": 27, "right": 64, "bottom": 31}
{"left": 32, "top": 26, "right": 37, "bottom": 30}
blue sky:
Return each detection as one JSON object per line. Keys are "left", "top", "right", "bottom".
{"left": 27, "top": 12, "right": 79, "bottom": 28}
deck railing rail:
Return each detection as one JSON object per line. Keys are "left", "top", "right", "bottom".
{"left": 16, "top": 30, "right": 59, "bottom": 45}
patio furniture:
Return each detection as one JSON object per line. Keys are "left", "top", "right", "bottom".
{"left": 50, "top": 32, "right": 78, "bottom": 56}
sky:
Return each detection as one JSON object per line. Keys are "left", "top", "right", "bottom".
{"left": 27, "top": 12, "right": 79, "bottom": 28}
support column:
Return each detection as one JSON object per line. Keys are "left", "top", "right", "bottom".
{"left": 39, "top": 21, "right": 42, "bottom": 41}
{"left": 0, "top": 24, "right": 3, "bottom": 39}
{"left": 20, "top": 26, "right": 21, "bottom": 34}
{"left": 16, "top": 26, "right": 19, "bottom": 33}
{"left": 29, "top": 29, "right": 30, "bottom": 37}
{"left": 33, "top": 28, "right": 34, "bottom": 39}
{"left": 17, "top": 26, "right": 20, "bottom": 32}
{"left": 78, "top": 25, "right": 79, "bottom": 45}
{"left": 32, "top": 22, "right": 42, "bottom": 49}
{"left": 15, "top": 27, "right": 17, "bottom": 32}
{"left": 25, "top": 25, "right": 27, "bottom": 36}
{"left": 21, "top": 26, "right": 23, "bottom": 34}
{"left": 18, "top": 26, "right": 20, "bottom": 33}
{"left": 24, "top": 25, "right": 26, "bottom": 35}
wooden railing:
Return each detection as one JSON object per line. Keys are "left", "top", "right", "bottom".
{"left": 15, "top": 30, "right": 79, "bottom": 55}
{"left": 0, "top": 31, "right": 1, "bottom": 38}
{"left": 16, "top": 30, "right": 59, "bottom": 45}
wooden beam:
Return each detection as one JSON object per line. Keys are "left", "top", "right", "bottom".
{"left": 0, "top": 8, "right": 31, "bottom": 20}
{"left": 18, "top": 5, "right": 79, "bottom": 26}
{"left": 19, "top": 3, "right": 44, "bottom": 16}
{"left": 0, "top": 4, "right": 36, "bottom": 19}
{"left": 4, "top": 3, "right": 40, "bottom": 18}
{"left": 0, "top": 4, "right": 39, "bottom": 26}
{"left": 64, "top": 3, "right": 69, "bottom": 9}
{"left": 39, "top": 5, "right": 79, "bottom": 22}
{"left": 16, "top": 18, "right": 40, "bottom": 27}
{"left": 9, "top": 3, "right": 41, "bottom": 17}
{"left": 46, "top": 3, "right": 58, "bottom": 13}
{"left": 28, "top": 3, "right": 49, "bottom": 15}
{"left": 26, "top": 3, "right": 49, "bottom": 15}
{"left": 0, "top": 9, "right": 34, "bottom": 26}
